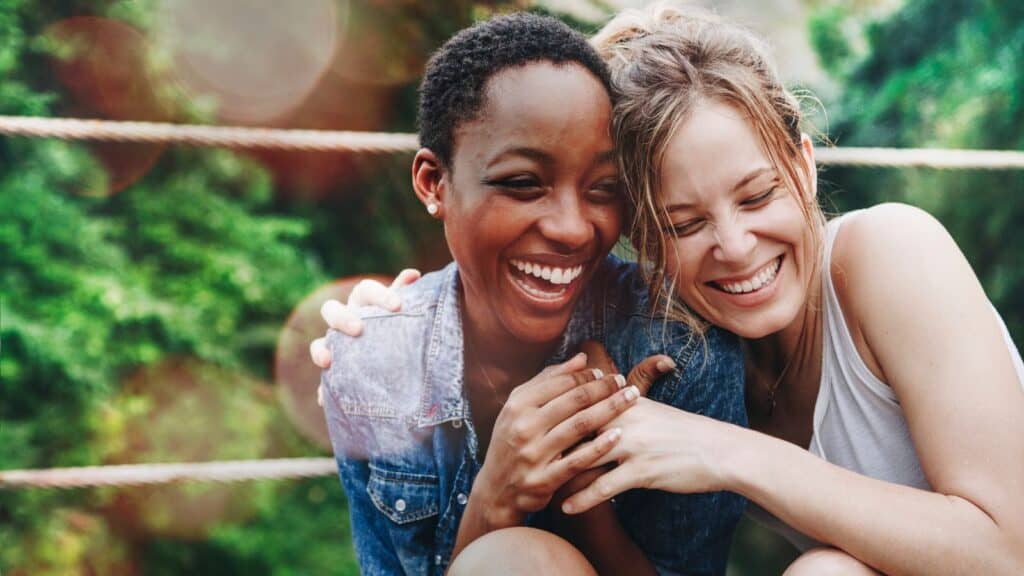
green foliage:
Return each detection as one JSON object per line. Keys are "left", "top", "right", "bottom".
{"left": 815, "top": 0, "right": 1024, "bottom": 344}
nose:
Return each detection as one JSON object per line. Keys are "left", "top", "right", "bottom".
{"left": 537, "top": 192, "right": 593, "bottom": 250}
{"left": 711, "top": 217, "right": 756, "bottom": 264}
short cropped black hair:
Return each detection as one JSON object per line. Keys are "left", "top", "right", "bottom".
{"left": 418, "top": 13, "right": 614, "bottom": 169}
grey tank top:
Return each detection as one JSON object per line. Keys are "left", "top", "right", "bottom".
{"left": 749, "top": 211, "right": 1024, "bottom": 550}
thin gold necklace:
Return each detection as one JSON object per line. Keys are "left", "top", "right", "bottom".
{"left": 471, "top": 355, "right": 508, "bottom": 409}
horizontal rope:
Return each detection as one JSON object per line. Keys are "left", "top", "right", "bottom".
{"left": 0, "top": 458, "right": 337, "bottom": 489}
{"left": 814, "top": 146, "right": 1024, "bottom": 170}
{"left": 0, "top": 116, "right": 418, "bottom": 153}
{"left": 3, "top": 116, "right": 1024, "bottom": 168}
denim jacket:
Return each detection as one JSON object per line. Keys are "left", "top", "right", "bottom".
{"left": 321, "top": 255, "right": 746, "bottom": 576}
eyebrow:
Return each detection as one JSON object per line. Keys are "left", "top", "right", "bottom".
{"left": 485, "top": 147, "right": 617, "bottom": 169}
{"left": 663, "top": 166, "right": 774, "bottom": 214}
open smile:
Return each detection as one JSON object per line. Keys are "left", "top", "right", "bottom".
{"left": 507, "top": 258, "right": 587, "bottom": 303}
{"left": 708, "top": 255, "right": 783, "bottom": 295}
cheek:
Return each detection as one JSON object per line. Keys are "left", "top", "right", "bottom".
{"left": 663, "top": 238, "right": 699, "bottom": 289}
{"left": 593, "top": 204, "right": 624, "bottom": 247}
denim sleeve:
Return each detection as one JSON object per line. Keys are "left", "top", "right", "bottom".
{"left": 322, "top": 385, "right": 407, "bottom": 576}
{"left": 597, "top": 257, "right": 748, "bottom": 575}
{"left": 616, "top": 327, "right": 748, "bottom": 576}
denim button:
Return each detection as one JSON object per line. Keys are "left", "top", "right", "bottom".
{"left": 435, "top": 555, "right": 443, "bottom": 566}
{"left": 457, "top": 493, "right": 468, "bottom": 505}
{"left": 394, "top": 498, "right": 407, "bottom": 512}
{"left": 451, "top": 419, "right": 463, "bottom": 429}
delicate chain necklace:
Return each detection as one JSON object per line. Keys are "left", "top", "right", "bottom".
{"left": 745, "top": 340, "right": 795, "bottom": 418}
{"left": 765, "top": 357, "right": 793, "bottom": 417}
{"left": 471, "top": 355, "right": 509, "bottom": 409}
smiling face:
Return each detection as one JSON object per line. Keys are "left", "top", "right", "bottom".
{"left": 658, "top": 100, "right": 816, "bottom": 339}
{"left": 436, "top": 61, "right": 623, "bottom": 346}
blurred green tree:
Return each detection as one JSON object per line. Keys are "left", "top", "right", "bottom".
{"left": 0, "top": 0, "right": 520, "bottom": 574}
{"left": 810, "top": 0, "right": 1024, "bottom": 343}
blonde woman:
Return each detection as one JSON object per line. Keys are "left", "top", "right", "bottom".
{"left": 314, "top": 4, "right": 1024, "bottom": 574}
{"left": 551, "top": 4, "right": 1024, "bottom": 574}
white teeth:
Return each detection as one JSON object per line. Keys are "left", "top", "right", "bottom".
{"left": 718, "top": 257, "right": 781, "bottom": 295}
{"left": 509, "top": 260, "right": 585, "bottom": 286}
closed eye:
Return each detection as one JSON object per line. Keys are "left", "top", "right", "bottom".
{"left": 588, "top": 178, "right": 623, "bottom": 203}
{"left": 667, "top": 218, "right": 706, "bottom": 237}
{"left": 484, "top": 176, "right": 544, "bottom": 200}
{"left": 741, "top": 186, "right": 778, "bottom": 208}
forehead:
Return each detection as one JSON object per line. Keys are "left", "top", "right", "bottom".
{"left": 661, "top": 100, "right": 772, "bottom": 201}
{"left": 452, "top": 62, "right": 613, "bottom": 164}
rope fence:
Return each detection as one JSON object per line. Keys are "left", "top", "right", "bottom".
{"left": 4, "top": 113, "right": 1024, "bottom": 490}
{"left": 4, "top": 115, "right": 1024, "bottom": 169}
{"left": 0, "top": 458, "right": 337, "bottom": 489}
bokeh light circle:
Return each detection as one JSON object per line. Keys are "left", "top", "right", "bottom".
{"left": 97, "top": 358, "right": 276, "bottom": 539}
{"left": 46, "top": 17, "right": 171, "bottom": 196}
{"left": 274, "top": 275, "right": 392, "bottom": 450}
{"left": 155, "top": 0, "right": 341, "bottom": 123}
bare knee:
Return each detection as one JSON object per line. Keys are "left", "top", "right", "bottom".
{"left": 784, "top": 547, "right": 880, "bottom": 576}
{"left": 448, "top": 527, "right": 597, "bottom": 576}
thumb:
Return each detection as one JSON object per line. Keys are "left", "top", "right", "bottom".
{"left": 626, "top": 355, "right": 676, "bottom": 397}
{"left": 579, "top": 340, "right": 619, "bottom": 376}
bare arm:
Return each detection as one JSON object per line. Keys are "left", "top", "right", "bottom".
{"left": 566, "top": 205, "right": 1024, "bottom": 575}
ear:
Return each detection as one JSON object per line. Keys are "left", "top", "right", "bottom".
{"left": 798, "top": 133, "right": 818, "bottom": 201}
{"left": 412, "top": 148, "right": 448, "bottom": 218}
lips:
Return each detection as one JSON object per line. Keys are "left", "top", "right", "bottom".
{"left": 506, "top": 257, "right": 589, "bottom": 304}
{"left": 709, "top": 255, "right": 783, "bottom": 295}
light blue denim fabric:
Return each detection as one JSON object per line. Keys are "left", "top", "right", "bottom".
{"left": 321, "top": 254, "right": 747, "bottom": 576}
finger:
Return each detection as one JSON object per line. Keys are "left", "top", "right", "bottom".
{"left": 546, "top": 351, "right": 588, "bottom": 377}
{"left": 579, "top": 341, "right": 619, "bottom": 375}
{"left": 541, "top": 384, "right": 640, "bottom": 454}
{"left": 321, "top": 300, "right": 363, "bottom": 335}
{"left": 626, "top": 354, "right": 676, "bottom": 397}
{"left": 389, "top": 268, "right": 421, "bottom": 290}
{"left": 317, "top": 383, "right": 325, "bottom": 407}
{"left": 537, "top": 372, "right": 627, "bottom": 429}
{"left": 349, "top": 278, "right": 400, "bottom": 311}
{"left": 309, "top": 337, "right": 333, "bottom": 369}
{"left": 522, "top": 351, "right": 589, "bottom": 385}
{"left": 561, "top": 462, "right": 636, "bottom": 515}
{"left": 515, "top": 363, "right": 600, "bottom": 408}
{"left": 547, "top": 427, "right": 622, "bottom": 490}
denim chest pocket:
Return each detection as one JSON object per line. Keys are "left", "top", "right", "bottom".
{"left": 366, "top": 463, "right": 440, "bottom": 525}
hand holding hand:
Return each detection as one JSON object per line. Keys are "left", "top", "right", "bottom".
{"left": 560, "top": 397, "right": 742, "bottom": 515}
{"left": 472, "top": 352, "right": 672, "bottom": 527}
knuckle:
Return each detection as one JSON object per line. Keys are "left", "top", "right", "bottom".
{"left": 508, "top": 422, "right": 531, "bottom": 444}
{"left": 571, "top": 416, "right": 593, "bottom": 436}
{"left": 571, "top": 387, "right": 592, "bottom": 408}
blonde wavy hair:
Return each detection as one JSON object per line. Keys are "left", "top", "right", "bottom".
{"left": 592, "top": 2, "right": 826, "bottom": 333}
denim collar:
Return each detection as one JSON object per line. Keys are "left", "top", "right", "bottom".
{"left": 415, "top": 262, "right": 598, "bottom": 428}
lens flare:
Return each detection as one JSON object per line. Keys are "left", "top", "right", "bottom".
{"left": 96, "top": 358, "right": 275, "bottom": 539}
{"left": 154, "top": 0, "right": 340, "bottom": 124}
{"left": 46, "top": 17, "right": 171, "bottom": 196}
{"left": 274, "top": 275, "right": 392, "bottom": 450}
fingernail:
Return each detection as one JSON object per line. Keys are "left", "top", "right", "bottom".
{"left": 344, "top": 320, "right": 361, "bottom": 333}
{"left": 656, "top": 358, "right": 676, "bottom": 372}
{"left": 386, "top": 295, "right": 401, "bottom": 309}
{"left": 562, "top": 502, "right": 576, "bottom": 514}
{"left": 577, "top": 352, "right": 587, "bottom": 362}
{"left": 607, "top": 427, "right": 622, "bottom": 442}
{"left": 592, "top": 368, "right": 604, "bottom": 379}
{"left": 614, "top": 374, "right": 626, "bottom": 389}
{"left": 624, "top": 385, "right": 639, "bottom": 401}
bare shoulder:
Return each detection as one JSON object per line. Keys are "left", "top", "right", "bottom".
{"left": 831, "top": 202, "right": 960, "bottom": 292}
